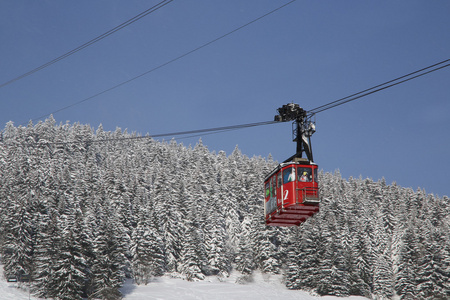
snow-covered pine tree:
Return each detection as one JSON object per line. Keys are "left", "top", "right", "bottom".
{"left": 234, "top": 216, "right": 256, "bottom": 283}
{"left": 47, "top": 209, "right": 87, "bottom": 300}
{"left": 255, "top": 226, "right": 282, "bottom": 275}
{"left": 31, "top": 202, "right": 58, "bottom": 298}
{"left": 284, "top": 228, "right": 302, "bottom": 290}
{"left": 1, "top": 119, "right": 450, "bottom": 300}
{"left": 318, "top": 211, "right": 350, "bottom": 297}
{"left": 179, "top": 174, "right": 207, "bottom": 281}
{"left": 2, "top": 193, "right": 35, "bottom": 284}
{"left": 415, "top": 210, "right": 450, "bottom": 299}
{"left": 131, "top": 211, "right": 164, "bottom": 285}
{"left": 151, "top": 167, "right": 184, "bottom": 273}
{"left": 179, "top": 225, "right": 205, "bottom": 281}
{"left": 371, "top": 209, "right": 394, "bottom": 300}
{"left": 204, "top": 205, "right": 231, "bottom": 279}
{"left": 395, "top": 224, "right": 419, "bottom": 299}
{"left": 90, "top": 207, "right": 126, "bottom": 300}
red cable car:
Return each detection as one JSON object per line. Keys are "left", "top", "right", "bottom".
{"left": 264, "top": 159, "right": 319, "bottom": 226}
{"left": 264, "top": 104, "right": 320, "bottom": 227}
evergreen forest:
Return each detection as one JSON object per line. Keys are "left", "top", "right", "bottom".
{"left": 0, "top": 117, "right": 449, "bottom": 300}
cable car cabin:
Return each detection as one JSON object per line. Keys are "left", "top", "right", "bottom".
{"left": 264, "top": 159, "right": 319, "bottom": 227}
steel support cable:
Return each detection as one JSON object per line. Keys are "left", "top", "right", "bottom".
{"left": 10, "top": 120, "right": 278, "bottom": 147}
{"left": 6, "top": 59, "right": 449, "bottom": 146}
{"left": 0, "top": 0, "right": 173, "bottom": 89}
{"left": 306, "top": 59, "right": 450, "bottom": 117}
{"left": 23, "top": 0, "right": 297, "bottom": 126}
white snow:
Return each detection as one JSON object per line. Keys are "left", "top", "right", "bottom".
{"left": 0, "top": 279, "right": 37, "bottom": 300}
{"left": 119, "top": 272, "right": 370, "bottom": 300}
{"left": 0, "top": 271, "right": 370, "bottom": 300}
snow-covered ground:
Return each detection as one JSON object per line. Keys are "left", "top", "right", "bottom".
{"left": 0, "top": 271, "right": 369, "bottom": 300}
{"left": 0, "top": 278, "right": 35, "bottom": 300}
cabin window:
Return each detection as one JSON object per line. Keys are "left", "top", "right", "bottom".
{"left": 298, "top": 167, "right": 312, "bottom": 182}
{"left": 283, "top": 167, "right": 296, "bottom": 183}
{"left": 314, "top": 168, "right": 318, "bottom": 183}
{"left": 271, "top": 176, "right": 277, "bottom": 197}
{"left": 265, "top": 182, "right": 270, "bottom": 198}
{"left": 277, "top": 172, "right": 282, "bottom": 188}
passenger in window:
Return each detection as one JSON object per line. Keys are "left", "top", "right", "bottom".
{"left": 287, "top": 168, "right": 296, "bottom": 182}
{"left": 300, "top": 171, "right": 309, "bottom": 182}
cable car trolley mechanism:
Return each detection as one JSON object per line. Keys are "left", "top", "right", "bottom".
{"left": 264, "top": 103, "right": 320, "bottom": 227}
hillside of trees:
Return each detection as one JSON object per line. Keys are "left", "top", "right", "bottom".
{"left": 0, "top": 117, "right": 449, "bottom": 300}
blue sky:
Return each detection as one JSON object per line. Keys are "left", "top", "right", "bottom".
{"left": 1, "top": 1, "right": 449, "bottom": 197}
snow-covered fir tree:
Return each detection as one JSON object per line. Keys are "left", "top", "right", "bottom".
{"left": 0, "top": 119, "right": 448, "bottom": 299}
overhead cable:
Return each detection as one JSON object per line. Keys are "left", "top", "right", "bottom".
{"left": 9, "top": 120, "right": 278, "bottom": 147}
{"left": 306, "top": 58, "right": 450, "bottom": 116}
{"left": 150, "top": 58, "right": 450, "bottom": 142}
{"left": 23, "top": 0, "right": 297, "bottom": 126}
{"left": 0, "top": 0, "right": 173, "bottom": 89}
{"left": 6, "top": 57, "right": 449, "bottom": 146}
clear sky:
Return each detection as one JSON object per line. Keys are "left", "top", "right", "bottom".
{"left": 1, "top": 1, "right": 449, "bottom": 197}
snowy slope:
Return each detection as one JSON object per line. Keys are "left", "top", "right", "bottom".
{"left": 0, "top": 271, "right": 369, "bottom": 300}
{"left": 120, "top": 272, "right": 370, "bottom": 300}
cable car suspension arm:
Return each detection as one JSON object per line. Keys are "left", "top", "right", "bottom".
{"left": 274, "top": 103, "right": 316, "bottom": 163}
